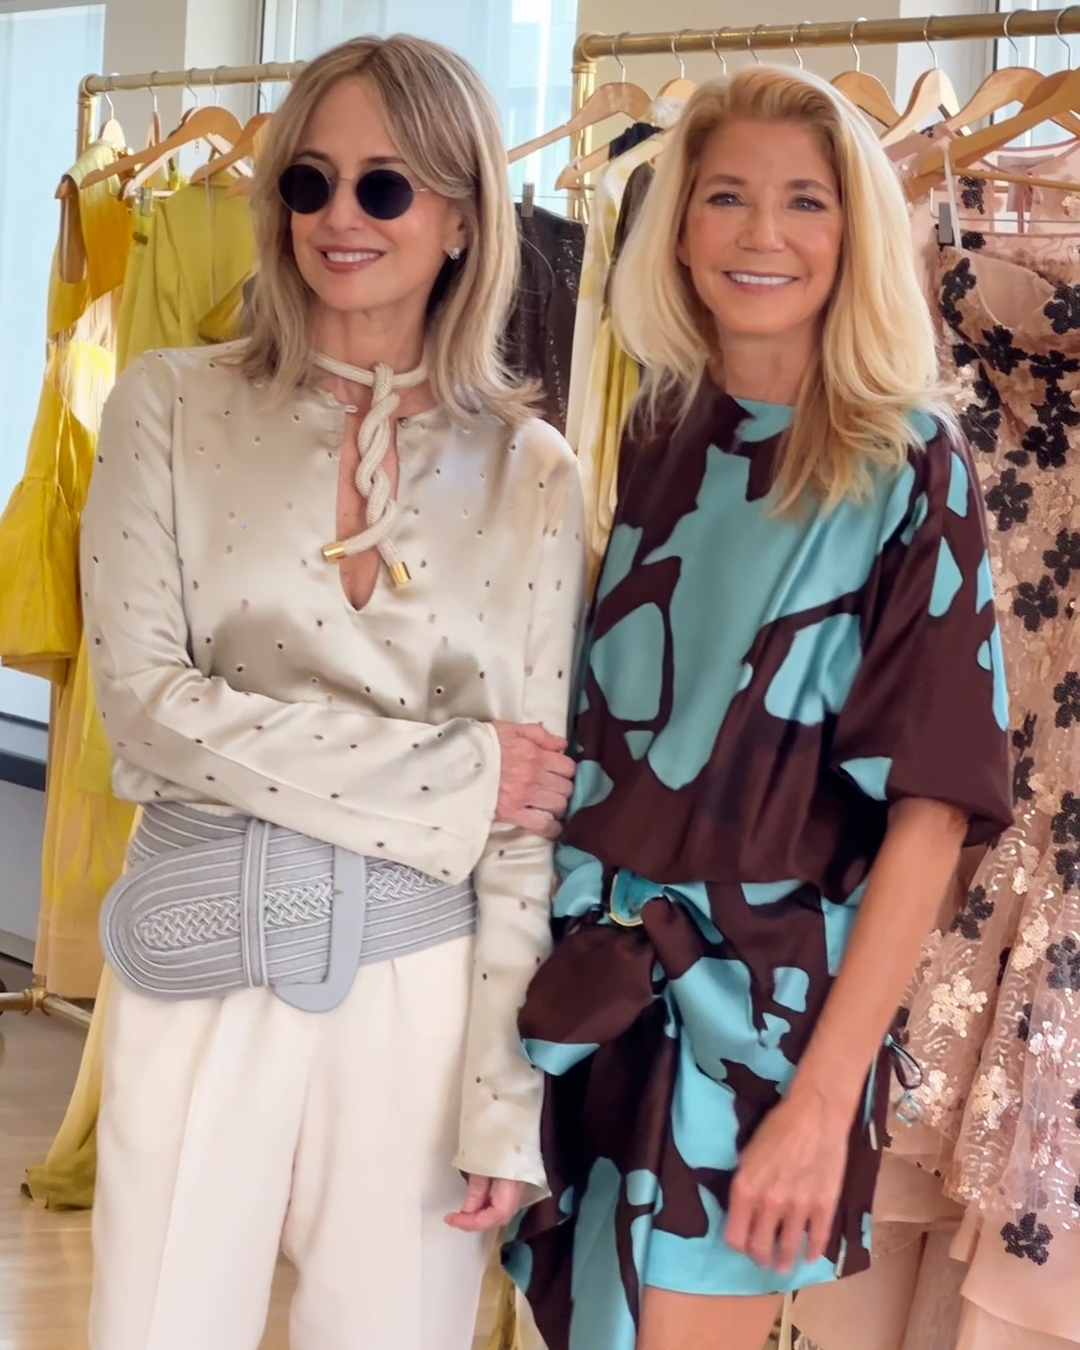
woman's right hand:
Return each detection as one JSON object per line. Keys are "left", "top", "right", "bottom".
{"left": 492, "top": 721, "right": 576, "bottom": 839}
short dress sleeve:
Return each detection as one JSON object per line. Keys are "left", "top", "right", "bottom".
{"left": 831, "top": 420, "right": 1013, "bottom": 846}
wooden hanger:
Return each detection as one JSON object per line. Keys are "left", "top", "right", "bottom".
{"left": 188, "top": 111, "right": 269, "bottom": 184}
{"left": 880, "top": 68, "right": 961, "bottom": 147}
{"left": 832, "top": 70, "right": 900, "bottom": 126}
{"left": 909, "top": 65, "right": 1080, "bottom": 197}
{"left": 831, "top": 23, "right": 900, "bottom": 127}
{"left": 508, "top": 80, "right": 651, "bottom": 164}
{"left": 942, "top": 14, "right": 1080, "bottom": 140}
{"left": 81, "top": 104, "right": 243, "bottom": 189}
{"left": 555, "top": 123, "right": 672, "bottom": 191}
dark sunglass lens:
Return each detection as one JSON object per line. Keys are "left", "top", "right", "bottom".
{"left": 356, "top": 168, "right": 415, "bottom": 220}
{"left": 278, "top": 163, "right": 332, "bottom": 214}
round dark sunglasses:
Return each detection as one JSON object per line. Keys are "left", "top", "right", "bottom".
{"left": 277, "top": 163, "right": 429, "bottom": 220}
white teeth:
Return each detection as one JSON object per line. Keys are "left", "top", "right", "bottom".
{"left": 728, "top": 272, "right": 793, "bottom": 286}
{"left": 325, "top": 251, "right": 379, "bottom": 263}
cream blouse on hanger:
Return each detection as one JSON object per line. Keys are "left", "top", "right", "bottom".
{"left": 80, "top": 341, "right": 586, "bottom": 1190}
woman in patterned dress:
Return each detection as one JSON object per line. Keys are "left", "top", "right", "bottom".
{"left": 502, "top": 66, "right": 1013, "bottom": 1350}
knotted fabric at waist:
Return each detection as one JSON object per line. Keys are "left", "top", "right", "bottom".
{"left": 101, "top": 803, "right": 476, "bottom": 1012}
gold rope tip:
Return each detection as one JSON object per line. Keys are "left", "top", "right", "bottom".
{"left": 389, "top": 561, "right": 412, "bottom": 588}
{"left": 322, "top": 542, "right": 347, "bottom": 562}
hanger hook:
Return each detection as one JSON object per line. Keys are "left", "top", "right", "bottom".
{"left": 751, "top": 25, "right": 766, "bottom": 63}
{"left": 849, "top": 17, "right": 865, "bottom": 72}
{"left": 670, "top": 35, "right": 686, "bottom": 80}
{"left": 1055, "top": 7, "right": 1076, "bottom": 55}
{"left": 185, "top": 69, "right": 199, "bottom": 107}
{"left": 148, "top": 72, "right": 160, "bottom": 118}
{"left": 612, "top": 33, "right": 629, "bottom": 81}
{"left": 711, "top": 30, "right": 728, "bottom": 76}
{"left": 791, "top": 21, "right": 811, "bottom": 68}
{"left": 210, "top": 66, "right": 224, "bottom": 106}
{"left": 923, "top": 17, "right": 939, "bottom": 70}
{"left": 1000, "top": 8, "right": 1020, "bottom": 63}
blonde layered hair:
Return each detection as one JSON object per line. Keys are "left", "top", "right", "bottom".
{"left": 614, "top": 66, "right": 951, "bottom": 509}
{"left": 239, "top": 34, "right": 534, "bottom": 425}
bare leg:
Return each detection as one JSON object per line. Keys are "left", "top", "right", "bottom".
{"left": 637, "top": 1287, "right": 783, "bottom": 1350}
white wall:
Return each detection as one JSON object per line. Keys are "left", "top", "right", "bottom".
{"left": 0, "top": 781, "right": 45, "bottom": 962}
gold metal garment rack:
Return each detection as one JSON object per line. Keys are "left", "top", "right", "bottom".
{"left": 75, "top": 60, "right": 307, "bottom": 155}
{"left": 567, "top": 8, "right": 1080, "bottom": 217}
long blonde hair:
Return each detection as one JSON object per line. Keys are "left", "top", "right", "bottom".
{"left": 239, "top": 33, "right": 534, "bottom": 425}
{"left": 613, "top": 66, "right": 951, "bottom": 509}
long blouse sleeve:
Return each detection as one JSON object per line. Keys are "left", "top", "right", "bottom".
{"left": 454, "top": 458, "right": 586, "bottom": 1189}
{"left": 81, "top": 354, "right": 501, "bottom": 883}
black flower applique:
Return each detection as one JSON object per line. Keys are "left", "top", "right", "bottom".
{"left": 1030, "top": 350, "right": 1080, "bottom": 383}
{"left": 980, "top": 325, "right": 1027, "bottom": 375}
{"left": 1035, "top": 382, "right": 1080, "bottom": 425}
{"left": 951, "top": 885, "right": 995, "bottom": 941}
{"left": 962, "top": 402, "right": 1002, "bottom": 455}
{"left": 973, "top": 370, "right": 1002, "bottom": 410}
{"left": 1056, "top": 847, "right": 1080, "bottom": 891}
{"left": 1072, "top": 1089, "right": 1080, "bottom": 1127}
{"left": 1014, "top": 576, "right": 1060, "bottom": 632}
{"left": 1018, "top": 1002, "right": 1033, "bottom": 1041}
{"left": 1054, "top": 671, "right": 1080, "bottom": 727}
{"left": 1045, "top": 285, "right": 1080, "bottom": 335}
{"left": 985, "top": 468, "right": 1033, "bottom": 531}
{"left": 952, "top": 340, "right": 980, "bottom": 368}
{"left": 941, "top": 259, "right": 977, "bottom": 327}
{"left": 961, "top": 230, "right": 986, "bottom": 251}
{"left": 1047, "top": 935, "right": 1080, "bottom": 991}
{"left": 1021, "top": 420, "right": 1069, "bottom": 472}
{"left": 1013, "top": 753, "right": 1034, "bottom": 804}
{"left": 1001, "top": 1213, "right": 1053, "bottom": 1264}
{"left": 959, "top": 176, "right": 986, "bottom": 212}
{"left": 1053, "top": 792, "right": 1080, "bottom": 845}
{"left": 1013, "top": 713, "right": 1037, "bottom": 751}
{"left": 1044, "top": 530, "right": 1080, "bottom": 587}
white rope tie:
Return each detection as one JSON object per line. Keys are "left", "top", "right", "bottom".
{"left": 312, "top": 350, "right": 429, "bottom": 588}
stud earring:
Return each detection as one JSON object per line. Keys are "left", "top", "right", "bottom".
{"left": 447, "top": 245, "right": 463, "bottom": 261}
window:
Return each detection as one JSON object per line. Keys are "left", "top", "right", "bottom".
{"left": 994, "top": 0, "right": 1080, "bottom": 145}
{"left": 260, "top": 0, "right": 575, "bottom": 208}
{"left": 0, "top": 1, "right": 105, "bottom": 725}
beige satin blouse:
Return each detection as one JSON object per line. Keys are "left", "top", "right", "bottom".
{"left": 81, "top": 341, "right": 586, "bottom": 1189}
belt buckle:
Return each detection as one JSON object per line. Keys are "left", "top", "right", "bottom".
{"left": 606, "top": 869, "right": 645, "bottom": 928}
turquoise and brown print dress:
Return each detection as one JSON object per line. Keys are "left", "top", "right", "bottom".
{"left": 503, "top": 378, "right": 1014, "bottom": 1350}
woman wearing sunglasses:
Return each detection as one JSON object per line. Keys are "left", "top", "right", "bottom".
{"left": 81, "top": 34, "right": 584, "bottom": 1350}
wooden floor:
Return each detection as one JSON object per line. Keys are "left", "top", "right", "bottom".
{"left": 0, "top": 956, "right": 305, "bottom": 1350}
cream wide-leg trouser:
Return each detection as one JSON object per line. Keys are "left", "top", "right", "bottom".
{"left": 90, "top": 935, "right": 494, "bottom": 1350}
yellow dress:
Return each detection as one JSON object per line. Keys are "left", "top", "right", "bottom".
{"left": 0, "top": 141, "right": 135, "bottom": 1009}
{"left": 27, "top": 176, "right": 255, "bottom": 1212}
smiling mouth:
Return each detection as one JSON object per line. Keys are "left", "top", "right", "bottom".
{"left": 725, "top": 271, "right": 796, "bottom": 287}
{"left": 319, "top": 249, "right": 383, "bottom": 265}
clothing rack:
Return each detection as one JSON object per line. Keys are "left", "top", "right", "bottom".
{"left": 566, "top": 10, "right": 1080, "bottom": 215}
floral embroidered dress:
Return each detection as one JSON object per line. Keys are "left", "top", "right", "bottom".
{"left": 502, "top": 381, "right": 1012, "bottom": 1350}
{"left": 885, "top": 233, "right": 1080, "bottom": 1347}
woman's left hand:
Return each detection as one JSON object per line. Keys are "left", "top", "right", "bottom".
{"left": 444, "top": 1175, "right": 525, "bottom": 1233}
{"left": 724, "top": 1084, "right": 851, "bottom": 1273}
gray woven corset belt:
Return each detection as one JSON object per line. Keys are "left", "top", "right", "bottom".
{"left": 100, "top": 803, "right": 477, "bottom": 1012}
